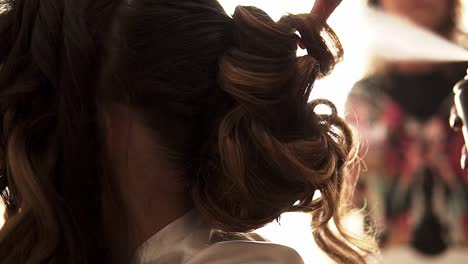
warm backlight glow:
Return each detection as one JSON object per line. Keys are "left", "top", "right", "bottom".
{"left": 217, "top": 1, "right": 367, "bottom": 262}
{"left": 218, "top": 0, "right": 369, "bottom": 115}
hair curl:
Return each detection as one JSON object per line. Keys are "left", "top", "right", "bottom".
{"left": 0, "top": 0, "right": 376, "bottom": 263}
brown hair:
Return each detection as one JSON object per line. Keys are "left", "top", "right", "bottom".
{"left": 0, "top": 0, "right": 375, "bottom": 263}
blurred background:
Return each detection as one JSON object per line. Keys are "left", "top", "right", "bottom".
{"left": 1, "top": 0, "right": 468, "bottom": 263}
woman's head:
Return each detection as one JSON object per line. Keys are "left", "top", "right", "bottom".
{"left": 369, "top": 0, "right": 460, "bottom": 37}
{"left": 100, "top": 0, "right": 346, "bottom": 229}
{"left": 0, "top": 0, "right": 374, "bottom": 263}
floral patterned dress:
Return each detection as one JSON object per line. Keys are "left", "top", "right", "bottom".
{"left": 346, "top": 67, "right": 468, "bottom": 255}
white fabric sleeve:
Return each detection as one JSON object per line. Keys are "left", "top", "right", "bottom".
{"left": 186, "top": 241, "right": 305, "bottom": 264}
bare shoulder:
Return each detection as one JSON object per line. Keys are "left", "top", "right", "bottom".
{"left": 186, "top": 241, "right": 304, "bottom": 264}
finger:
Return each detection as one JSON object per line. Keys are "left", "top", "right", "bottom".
{"left": 311, "top": 0, "right": 342, "bottom": 21}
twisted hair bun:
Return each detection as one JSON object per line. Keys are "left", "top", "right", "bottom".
{"left": 192, "top": 6, "right": 373, "bottom": 263}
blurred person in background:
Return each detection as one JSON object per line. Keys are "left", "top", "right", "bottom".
{"left": 0, "top": 0, "right": 376, "bottom": 263}
{"left": 346, "top": 0, "right": 468, "bottom": 256}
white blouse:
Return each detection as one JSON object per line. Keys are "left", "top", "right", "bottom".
{"left": 132, "top": 211, "right": 304, "bottom": 264}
